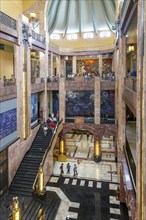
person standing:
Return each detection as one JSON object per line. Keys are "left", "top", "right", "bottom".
{"left": 60, "top": 163, "right": 64, "bottom": 175}
{"left": 73, "top": 164, "right": 78, "bottom": 176}
{"left": 66, "top": 163, "right": 71, "bottom": 174}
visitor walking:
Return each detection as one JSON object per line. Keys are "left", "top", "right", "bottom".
{"left": 60, "top": 163, "right": 64, "bottom": 175}
{"left": 43, "top": 124, "right": 48, "bottom": 136}
{"left": 73, "top": 164, "right": 78, "bottom": 176}
{"left": 66, "top": 163, "right": 71, "bottom": 174}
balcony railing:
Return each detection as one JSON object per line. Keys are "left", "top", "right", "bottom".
{"left": 0, "top": 11, "right": 16, "bottom": 30}
{"left": 32, "top": 30, "right": 45, "bottom": 44}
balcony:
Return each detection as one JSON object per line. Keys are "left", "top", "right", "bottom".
{"left": 31, "top": 77, "right": 45, "bottom": 93}
{"left": 123, "top": 85, "right": 136, "bottom": 116}
{"left": 124, "top": 76, "right": 137, "bottom": 92}
{"left": 0, "top": 11, "right": 18, "bottom": 40}
{"left": 0, "top": 80, "right": 17, "bottom": 101}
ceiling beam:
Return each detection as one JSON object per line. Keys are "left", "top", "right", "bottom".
{"left": 78, "top": 0, "right": 82, "bottom": 36}
{"left": 48, "top": 0, "right": 63, "bottom": 35}
{"left": 63, "top": 0, "right": 71, "bottom": 37}
{"left": 90, "top": 0, "right": 97, "bottom": 34}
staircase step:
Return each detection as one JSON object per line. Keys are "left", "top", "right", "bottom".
{"left": 9, "top": 126, "right": 54, "bottom": 198}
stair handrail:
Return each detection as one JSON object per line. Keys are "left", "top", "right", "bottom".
{"left": 32, "top": 119, "right": 63, "bottom": 193}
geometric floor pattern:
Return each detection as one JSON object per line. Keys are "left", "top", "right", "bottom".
{"left": 47, "top": 176, "right": 129, "bottom": 220}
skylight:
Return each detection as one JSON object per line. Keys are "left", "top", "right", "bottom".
{"left": 50, "top": 34, "right": 60, "bottom": 40}
{"left": 83, "top": 33, "right": 94, "bottom": 39}
{"left": 100, "top": 31, "right": 111, "bottom": 38}
{"left": 67, "top": 34, "right": 77, "bottom": 40}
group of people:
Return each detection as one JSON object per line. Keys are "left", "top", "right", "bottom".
{"left": 60, "top": 163, "right": 78, "bottom": 176}
{"left": 43, "top": 112, "right": 59, "bottom": 136}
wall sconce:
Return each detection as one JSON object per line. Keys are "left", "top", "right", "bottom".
{"left": 128, "top": 45, "right": 135, "bottom": 52}
{"left": 30, "top": 13, "right": 36, "bottom": 21}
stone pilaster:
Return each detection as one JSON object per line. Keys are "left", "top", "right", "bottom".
{"left": 117, "top": 36, "right": 126, "bottom": 150}
{"left": 72, "top": 56, "right": 76, "bottom": 74}
{"left": 59, "top": 78, "right": 66, "bottom": 122}
{"left": 113, "top": 49, "right": 119, "bottom": 121}
{"left": 15, "top": 44, "right": 23, "bottom": 140}
{"left": 94, "top": 77, "right": 100, "bottom": 124}
{"left": 50, "top": 52, "right": 53, "bottom": 76}
{"left": 56, "top": 56, "right": 60, "bottom": 76}
{"left": 136, "top": 0, "right": 146, "bottom": 219}
{"left": 98, "top": 55, "right": 102, "bottom": 76}
{"left": 143, "top": 1, "right": 146, "bottom": 217}
{"left": 39, "top": 33, "right": 49, "bottom": 121}
{"left": 39, "top": 51, "right": 45, "bottom": 78}
{"left": 60, "top": 56, "right": 65, "bottom": 75}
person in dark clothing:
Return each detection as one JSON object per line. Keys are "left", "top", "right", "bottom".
{"left": 60, "top": 163, "right": 64, "bottom": 175}
{"left": 66, "top": 163, "right": 71, "bottom": 174}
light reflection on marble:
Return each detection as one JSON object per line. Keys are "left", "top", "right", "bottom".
{"left": 109, "top": 196, "right": 120, "bottom": 205}
{"left": 64, "top": 178, "right": 70, "bottom": 184}
{"left": 49, "top": 176, "right": 59, "bottom": 183}
{"left": 53, "top": 161, "right": 111, "bottom": 181}
{"left": 72, "top": 179, "right": 77, "bottom": 185}
{"left": 110, "top": 207, "right": 121, "bottom": 215}
{"left": 109, "top": 183, "right": 118, "bottom": 190}
{"left": 102, "top": 152, "right": 115, "bottom": 161}
{"left": 110, "top": 218, "right": 119, "bottom": 220}
{"left": 80, "top": 180, "right": 85, "bottom": 186}
{"left": 88, "top": 147, "right": 94, "bottom": 159}
{"left": 88, "top": 181, "right": 93, "bottom": 187}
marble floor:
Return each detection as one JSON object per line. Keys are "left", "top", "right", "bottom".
{"left": 46, "top": 134, "right": 129, "bottom": 220}
{"left": 0, "top": 134, "right": 129, "bottom": 220}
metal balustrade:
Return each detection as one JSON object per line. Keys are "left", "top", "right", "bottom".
{"left": 0, "top": 11, "right": 16, "bottom": 30}
{"left": 32, "top": 30, "right": 45, "bottom": 44}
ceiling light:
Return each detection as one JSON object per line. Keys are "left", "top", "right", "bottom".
{"left": 50, "top": 34, "right": 60, "bottom": 40}
{"left": 128, "top": 45, "right": 135, "bottom": 52}
{"left": 100, "top": 31, "right": 111, "bottom": 38}
{"left": 67, "top": 34, "right": 77, "bottom": 40}
{"left": 30, "top": 13, "right": 36, "bottom": 19}
{"left": 83, "top": 33, "right": 94, "bottom": 39}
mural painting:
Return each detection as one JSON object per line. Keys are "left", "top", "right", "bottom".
{"left": 53, "top": 91, "right": 59, "bottom": 115}
{"left": 31, "top": 93, "right": 38, "bottom": 123}
{"left": 101, "top": 90, "right": 115, "bottom": 119}
{"left": 66, "top": 91, "right": 94, "bottom": 117}
{"left": 77, "top": 59, "right": 99, "bottom": 76}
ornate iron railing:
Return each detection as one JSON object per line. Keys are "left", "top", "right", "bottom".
{"left": 0, "top": 11, "right": 16, "bottom": 30}
{"left": 32, "top": 30, "right": 45, "bottom": 44}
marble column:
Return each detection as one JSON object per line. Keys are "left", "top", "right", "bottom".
{"left": 94, "top": 77, "right": 100, "bottom": 124}
{"left": 16, "top": 19, "right": 31, "bottom": 140}
{"left": 136, "top": 0, "right": 146, "bottom": 219}
{"left": 59, "top": 77, "right": 66, "bottom": 122}
{"left": 72, "top": 56, "right": 77, "bottom": 74}
{"left": 60, "top": 56, "right": 65, "bottom": 76}
{"left": 98, "top": 55, "right": 102, "bottom": 76}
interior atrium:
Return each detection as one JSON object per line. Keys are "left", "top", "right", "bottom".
{"left": 0, "top": 0, "right": 145, "bottom": 220}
